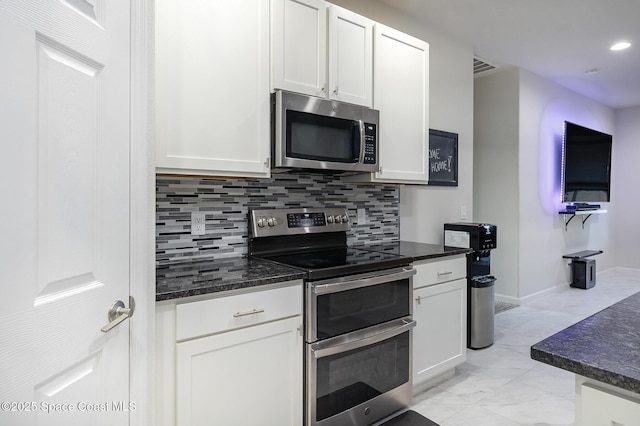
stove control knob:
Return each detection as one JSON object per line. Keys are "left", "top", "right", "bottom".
{"left": 327, "top": 215, "right": 334, "bottom": 224}
{"left": 341, "top": 215, "right": 349, "bottom": 223}
{"left": 334, "top": 215, "right": 342, "bottom": 223}
{"left": 267, "top": 217, "right": 277, "bottom": 227}
{"left": 257, "top": 218, "right": 266, "bottom": 228}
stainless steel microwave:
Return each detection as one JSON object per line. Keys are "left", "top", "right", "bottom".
{"left": 272, "top": 90, "right": 379, "bottom": 173}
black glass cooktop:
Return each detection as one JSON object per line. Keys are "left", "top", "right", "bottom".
{"left": 258, "top": 247, "right": 411, "bottom": 281}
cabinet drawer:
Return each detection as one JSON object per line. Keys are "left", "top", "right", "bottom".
{"left": 414, "top": 255, "right": 466, "bottom": 288}
{"left": 176, "top": 283, "right": 302, "bottom": 341}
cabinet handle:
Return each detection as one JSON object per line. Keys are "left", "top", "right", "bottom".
{"left": 415, "top": 296, "right": 421, "bottom": 305}
{"left": 333, "top": 86, "right": 338, "bottom": 96}
{"left": 437, "top": 271, "right": 453, "bottom": 276}
{"left": 233, "top": 308, "right": 264, "bottom": 318}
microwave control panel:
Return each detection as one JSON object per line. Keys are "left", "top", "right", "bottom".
{"left": 364, "top": 123, "right": 377, "bottom": 165}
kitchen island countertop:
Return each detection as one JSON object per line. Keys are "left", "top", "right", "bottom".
{"left": 531, "top": 290, "right": 640, "bottom": 394}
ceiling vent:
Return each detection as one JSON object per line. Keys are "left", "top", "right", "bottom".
{"left": 474, "top": 57, "right": 498, "bottom": 75}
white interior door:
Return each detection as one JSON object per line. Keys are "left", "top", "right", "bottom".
{"left": 0, "top": 1, "right": 132, "bottom": 425}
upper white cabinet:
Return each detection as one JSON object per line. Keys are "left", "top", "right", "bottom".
{"left": 327, "top": 5, "right": 373, "bottom": 106}
{"left": 344, "top": 24, "right": 430, "bottom": 184}
{"left": 271, "top": 0, "right": 327, "bottom": 98}
{"left": 374, "top": 25, "right": 429, "bottom": 183}
{"left": 155, "top": 0, "right": 271, "bottom": 178}
{"left": 271, "top": 0, "right": 373, "bottom": 107}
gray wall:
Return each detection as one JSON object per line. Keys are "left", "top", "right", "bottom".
{"left": 475, "top": 67, "right": 616, "bottom": 303}
{"left": 473, "top": 68, "right": 520, "bottom": 300}
{"left": 612, "top": 106, "right": 640, "bottom": 269}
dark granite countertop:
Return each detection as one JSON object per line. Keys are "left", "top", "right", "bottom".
{"left": 156, "top": 241, "right": 470, "bottom": 302}
{"left": 362, "top": 240, "right": 472, "bottom": 262}
{"left": 156, "top": 257, "right": 306, "bottom": 301}
{"left": 531, "top": 291, "right": 640, "bottom": 394}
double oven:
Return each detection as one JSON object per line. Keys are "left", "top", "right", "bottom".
{"left": 249, "top": 208, "right": 416, "bottom": 426}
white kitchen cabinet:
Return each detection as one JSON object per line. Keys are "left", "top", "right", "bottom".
{"left": 155, "top": 0, "right": 271, "bottom": 177}
{"left": 327, "top": 5, "right": 373, "bottom": 106}
{"left": 271, "top": 0, "right": 373, "bottom": 107}
{"left": 576, "top": 377, "right": 640, "bottom": 426}
{"left": 271, "top": 0, "right": 327, "bottom": 97}
{"left": 176, "top": 317, "right": 302, "bottom": 426}
{"left": 412, "top": 256, "right": 467, "bottom": 391}
{"left": 155, "top": 282, "right": 303, "bottom": 426}
{"left": 344, "top": 24, "right": 430, "bottom": 184}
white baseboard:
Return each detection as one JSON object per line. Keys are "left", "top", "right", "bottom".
{"left": 496, "top": 281, "right": 566, "bottom": 306}
{"left": 494, "top": 293, "right": 519, "bottom": 305}
{"left": 495, "top": 266, "right": 640, "bottom": 306}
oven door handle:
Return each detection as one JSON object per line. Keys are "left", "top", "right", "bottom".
{"left": 310, "top": 318, "right": 416, "bottom": 359}
{"left": 311, "top": 267, "right": 416, "bottom": 295}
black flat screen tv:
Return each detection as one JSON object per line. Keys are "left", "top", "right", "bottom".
{"left": 561, "top": 121, "right": 612, "bottom": 204}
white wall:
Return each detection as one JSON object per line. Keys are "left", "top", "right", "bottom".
{"left": 612, "top": 107, "right": 640, "bottom": 268}
{"left": 475, "top": 68, "right": 616, "bottom": 302}
{"left": 473, "top": 68, "right": 520, "bottom": 300}
{"left": 328, "top": 0, "right": 475, "bottom": 245}
{"left": 518, "top": 69, "right": 614, "bottom": 300}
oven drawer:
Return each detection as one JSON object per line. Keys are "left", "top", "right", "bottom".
{"left": 413, "top": 255, "right": 466, "bottom": 288}
{"left": 306, "top": 317, "right": 416, "bottom": 426}
{"left": 306, "top": 267, "right": 415, "bottom": 342}
{"left": 176, "top": 283, "right": 302, "bottom": 341}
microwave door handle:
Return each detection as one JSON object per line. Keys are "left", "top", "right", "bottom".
{"left": 358, "top": 119, "right": 365, "bottom": 163}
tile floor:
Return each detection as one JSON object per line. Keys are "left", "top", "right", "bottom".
{"left": 409, "top": 268, "right": 640, "bottom": 426}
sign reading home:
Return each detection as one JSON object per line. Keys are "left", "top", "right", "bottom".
{"left": 428, "top": 129, "right": 458, "bottom": 186}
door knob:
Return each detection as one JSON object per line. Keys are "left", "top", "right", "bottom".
{"left": 101, "top": 296, "right": 135, "bottom": 333}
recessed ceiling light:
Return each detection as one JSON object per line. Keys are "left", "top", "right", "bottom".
{"left": 610, "top": 42, "right": 631, "bottom": 51}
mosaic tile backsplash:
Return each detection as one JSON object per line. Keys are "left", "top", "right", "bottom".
{"left": 156, "top": 172, "right": 400, "bottom": 265}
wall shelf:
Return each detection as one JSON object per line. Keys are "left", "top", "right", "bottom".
{"left": 559, "top": 209, "right": 607, "bottom": 230}
{"left": 562, "top": 250, "right": 603, "bottom": 260}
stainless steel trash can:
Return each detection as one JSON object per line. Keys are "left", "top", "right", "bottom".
{"left": 468, "top": 275, "right": 496, "bottom": 349}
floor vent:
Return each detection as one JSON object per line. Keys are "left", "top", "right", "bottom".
{"left": 474, "top": 57, "right": 498, "bottom": 74}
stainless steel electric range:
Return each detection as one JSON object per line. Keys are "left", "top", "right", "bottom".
{"left": 249, "top": 207, "right": 416, "bottom": 426}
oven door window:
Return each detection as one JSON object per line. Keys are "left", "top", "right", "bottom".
{"left": 316, "top": 279, "right": 410, "bottom": 340}
{"left": 315, "top": 329, "right": 410, "bottom": 422}
{"left": 286, "top": 110, "right": 360, "bottom": 163}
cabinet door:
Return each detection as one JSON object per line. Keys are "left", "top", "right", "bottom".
{"left": 155, "top": 0, "right": 270, "bottom": 177}
{"left": 176, "top": 316, "right": 303, "bottom": 426}
{"left": 581, "top": 384, "right": 640, "bottom": 426}
{"left": 272, "top": 0, "right": 327, "bottom": 97}
{"left": 373, "top": 24, "right": 429, "bottom": 183}
{"left": 413, "top": 279, "right": 466, "bottom": 386}
{"left": 327, "top": 5, "right": 373, "bottom": 107}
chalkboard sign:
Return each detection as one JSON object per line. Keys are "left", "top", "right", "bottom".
{"left": 428, "top": 129, "right": 458, "bottom": 186}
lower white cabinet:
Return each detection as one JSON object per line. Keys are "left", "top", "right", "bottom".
{"left": 412, "top": 256, "right": 467, "bottom": 390}
{"left": 176, "top": 316, "right": 302, "bottom": 426}
{"left": 577, "top": 377, "right": 640, "bottom": 426}
{"left": 155, "top": 282, "right": 303, "bottom": 426}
